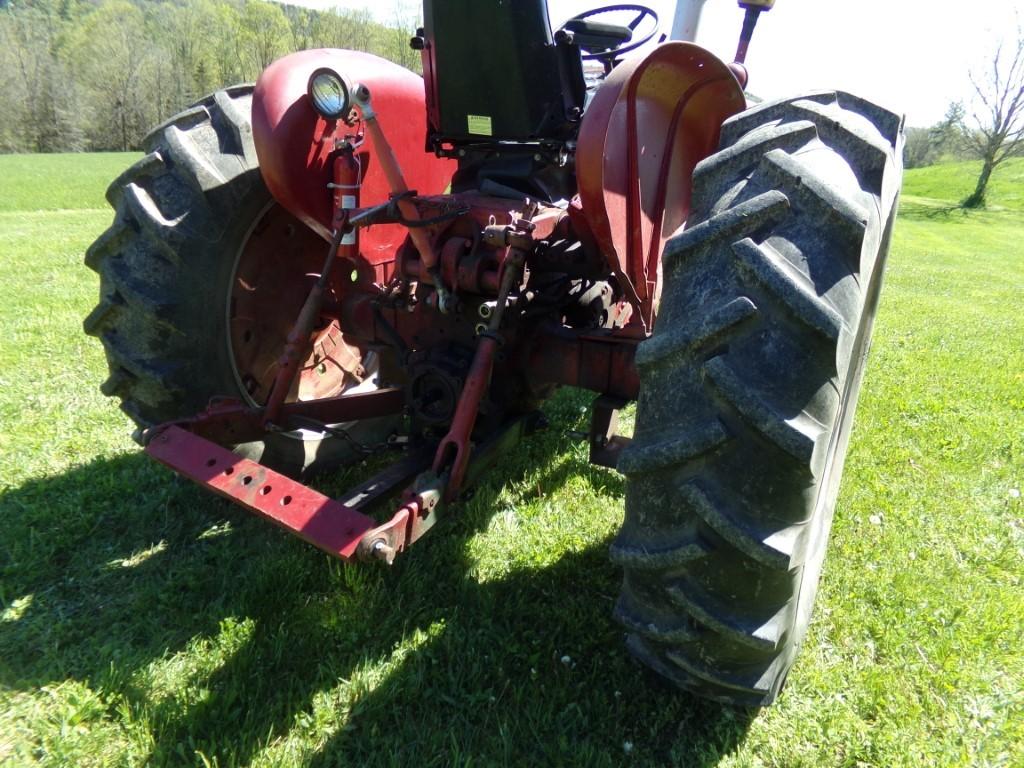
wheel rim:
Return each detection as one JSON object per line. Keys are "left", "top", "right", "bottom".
{"left": 227, "top": 202, "right": 363, "bottom": 408}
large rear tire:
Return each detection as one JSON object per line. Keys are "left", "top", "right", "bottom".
{"left": 613, "top": 91, "right": 904, "bottom": 705}
{"left": 85, "top": 86, "right": 395, "bottom": 477}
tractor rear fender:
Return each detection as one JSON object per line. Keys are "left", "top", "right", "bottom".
{"left": 576, "top": 42, "right": 746, "bottom": 331}
{"left": 251, "top": 49, "right": 455, "bottom": 267}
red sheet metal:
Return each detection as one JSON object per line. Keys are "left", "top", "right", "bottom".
{"left": 251, "top": 49, "right": 455, "bottom": 264}
{"left": 146, "top": 426, "right": 376, "bottom": 560}
{"left": 575, "top": 42, "right": 746, "bottom": 331}
{"left": 524, "top": 327, "right": 641, "bottom": 401}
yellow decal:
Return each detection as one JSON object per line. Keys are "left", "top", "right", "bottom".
{"left": 467, "top": 114, "right": 493, "bottom": 136}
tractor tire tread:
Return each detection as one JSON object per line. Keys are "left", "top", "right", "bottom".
{"left": 634, "top": 297, "right": 758, "bottom": 370}
{"left": 664, "top": 581, "right": 787, "bottom": 652}
{"left": 614, "top": 90, "right": 904, "bottom": 705}
{"left": 85, "top": 86, "right": 261, "bottom": 438}
{"left": 703, "top": 355, "right": 822, "bottom": 464}
{"left": 731, "top": 237, "right": 845, "bottom": 343}
{"left": 679, "top": 480, "right": 801, "bottom": 571}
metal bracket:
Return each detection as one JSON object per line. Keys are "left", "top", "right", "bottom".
{"left": 337, "top": 445, "right": 435, "bottom": 511}
{"left": 358, "top": 413, "right": 537, "bottom": 564}
{"left": 588, "top": 394, "right": 632, "bottom": 469}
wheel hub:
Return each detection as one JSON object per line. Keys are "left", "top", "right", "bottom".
{"left": 228, "top": 203, "right": 363, "bottom": 405}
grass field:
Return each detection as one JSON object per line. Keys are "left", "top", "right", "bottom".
{"left": 1, "top": 152, "right": 1022, "bottom": 767}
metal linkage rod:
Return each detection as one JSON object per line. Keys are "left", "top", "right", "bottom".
{"left": 262, "top": 208, "right": 351, "bottom": 426}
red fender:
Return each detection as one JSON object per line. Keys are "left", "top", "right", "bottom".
{"left": 576, "top": 43, "right": 746, "bottom": 332}
{"left": 252, "top": 49, "right": 455, "bottom": 269}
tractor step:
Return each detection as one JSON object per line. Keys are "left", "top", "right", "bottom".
{"left": 146, "top": 425, "right": 377, "bottom": 560}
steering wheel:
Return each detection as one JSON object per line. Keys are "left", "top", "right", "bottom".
{"left": 564, "top": 4, "right": 660, "bottom": 61}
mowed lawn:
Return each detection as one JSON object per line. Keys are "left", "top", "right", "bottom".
{"left": 0, "top": 152, "right": 1021, "bottom": 767}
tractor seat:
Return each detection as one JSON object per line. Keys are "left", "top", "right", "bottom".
{"left": 422, "top": 0, "right": 586, "bottom": 148}
{"left": 561, "top": 19, "right": 632, "bottom": 54}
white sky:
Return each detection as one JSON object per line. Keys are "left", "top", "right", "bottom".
{"left": 286, "top": 0, "right": 1019, "bottom": 127}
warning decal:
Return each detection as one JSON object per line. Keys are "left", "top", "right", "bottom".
{"left": 467, "top": 114, "right": 493, "bottom": 136}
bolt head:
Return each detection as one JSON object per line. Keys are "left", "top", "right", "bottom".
{"left": 370, "top": 539, "right": 396, "bottom": 564}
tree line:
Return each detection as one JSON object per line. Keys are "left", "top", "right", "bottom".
{"left": 3, "top": 0, "right": 1021, "bottom": 209}
{"left": 904, "top": 104, "right": 972, "bottom": 170}
{"left": 0, "top": 0, "right": 420, "bottom": 153}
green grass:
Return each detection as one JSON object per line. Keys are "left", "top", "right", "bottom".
{"left": 902, "top": 157, "right": 1024, "bottom": 211}
{"left": 1, "top": 152, "right": 1022, "bottom": 767}
{"left": 0, "top": 153, "right": 139, "bottom": 213}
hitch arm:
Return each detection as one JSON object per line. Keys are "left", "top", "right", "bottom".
{"left": 146, "top": 387, "right": 406, "bottom": 447}
{"left": 263, "top": 209, "right": 350, "bottom": 425}
{"left": 145, "top": 413, "right": 535, "bottom": 566}
{"left": 431, "top": 251, "right": 525, "bottom": 498}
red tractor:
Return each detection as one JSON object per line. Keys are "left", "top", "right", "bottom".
{"left": 84, "top": 0, "right": 904, "bottom": 705}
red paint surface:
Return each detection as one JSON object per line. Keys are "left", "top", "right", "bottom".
{"left": 576, "top": 42, "right": 746, "bottom": 330}
{"left": 432, "top": 334, "right": 499, "bottom": 497}
{"left": 147, "top": 426, "right": 376, "bottom": 560}
{"left": 229, "top": 202, "right": 354, "bottom": 405}
{"left": 252, "top": 49, "right": 455, "bottom": 266}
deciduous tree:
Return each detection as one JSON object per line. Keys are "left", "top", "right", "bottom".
{"left": 240, "top": 0, "right": 292, "bottom": 77}
{"left": 0, "top": 7, "right": 81, "bottom": 152}
{"left": 0, "top": 0, "right": 420, "bottom": 153}
{"left": 961, "top": 29, "right": 1024, "bottom": 208}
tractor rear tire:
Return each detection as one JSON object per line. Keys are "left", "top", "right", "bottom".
{"left": 612, "top": 91, "right": 904, "bottom": 706}
{"left": 84, "top": 85, "right": 394, "bottom": 477}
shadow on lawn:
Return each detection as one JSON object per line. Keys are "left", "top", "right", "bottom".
{"left": 898, "top": 200, "right": 971, "bottom": 221}
{"left": 0, "top": 395, "right": 755, "bottom": 767}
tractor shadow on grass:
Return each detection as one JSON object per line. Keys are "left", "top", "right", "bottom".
{"left": 0, "top": 391, "right": 755, "bottom": 767}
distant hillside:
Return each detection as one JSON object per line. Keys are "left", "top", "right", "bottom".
{"left": 903, "top": 159, "right": 1024, "bottom": 211}
{"left": 0, "top": 0, "right": 419, "bottom": 153}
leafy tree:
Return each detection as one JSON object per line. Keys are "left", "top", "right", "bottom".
{"left": 903, "top": 127, "right": 935, "bottom": 169}
{"left": 206, "top": 0, "right": 247, "bottom": 86}
{"left": 65, "top": 1, "right": 156, "bottom": 151}
{"left": 147, "top": 1, "right": 210, "bottom": 109}
{"left": 326, "top": 8, "right": 375, "bottom": 52}
{"left": 240, "top": 0, "right": 292, "bottom": 76}
{"left": 0, "top": 0, "right": 426, "bottom": 153}
{"left": 904, "top": 104, "right": 968, "bottom": 169}
{"left": 931, "top": 103, "right": 965, "bottom": 157}
{"left": 388, "top": 0, "right": 421, "bottom": 72}
{"left": 0, "top": 6, "right": 82, "bottom": 151}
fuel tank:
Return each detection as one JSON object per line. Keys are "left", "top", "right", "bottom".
{"left": 252, "top": 49, "right": 455, "bottom": 267}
